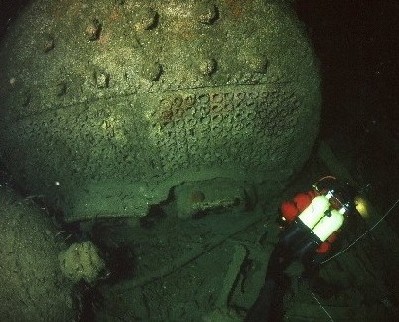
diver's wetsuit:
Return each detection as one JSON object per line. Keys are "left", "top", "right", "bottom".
{"left": 245, "top": 220, "right": 322, "bottom": 322}
{"left": 269, "top": 219, "right": 322, "bottom": 276}
{"left": 246, "top": 179, "right": 358, "bottom": 321}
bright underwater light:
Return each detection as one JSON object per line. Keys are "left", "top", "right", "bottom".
{"left": 355, "top": 196, "right": 369, "bottom": 218}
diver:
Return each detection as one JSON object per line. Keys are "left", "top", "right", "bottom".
{"left": 245, "top": 176, "right": 358, "bottom": 322}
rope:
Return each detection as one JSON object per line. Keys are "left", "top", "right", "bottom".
{"left": 310, "top": 291, "right": 334, "bottom": 321}
{"left": 321, "top": 197, "right": 399, "bottom": 264}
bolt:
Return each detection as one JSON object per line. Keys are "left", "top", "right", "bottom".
{"left": 9, "top": 77, "right": 16, "bottom": 87}
{"left": 141, "top": 61, "right": 162, "bottom": 81}
{"left": 248, "top": 56, "right": 269, "bottom": 74}
{"left": 199, "top": 58, "right": 217, "bottom": 76}
{"left": 135, "top": 7, "right": 159, "bottom": 30}
{"left": 92, "top": 70, "right": 110, "bottom": 88}
{"left": 55, "top": 82, "right": 67, "bottom": 97}
{"left": 21, "top": 90, "right": 31, "bottom": 107}
{"left": 85, "top": 19, "right": 102, "bottom": 41}
{"left": 196, "top": 3, "right": 219, "bottom": 24}
{"left": 43, "top": 34, "right": 55, "bottom": 53}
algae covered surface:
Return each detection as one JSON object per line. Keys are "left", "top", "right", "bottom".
{"left": 0, "top": 186, "right": 74, "bottom": 321}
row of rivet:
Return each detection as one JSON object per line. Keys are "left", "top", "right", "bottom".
{"left": 42, "top": 3, "right": 219, "bottom": 52}
{"left": 82, "top": 3, "right": 218, "bottom": 43}
{"left": 32, "top": 55, "right": 267, "bottom": 99}
{"left": 35, "top": 3, "right": 268, "bottom": 100}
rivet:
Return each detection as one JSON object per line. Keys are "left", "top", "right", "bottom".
{"left": 141, "top": 61, "right": 162, "bottom": 81}
{"left": 199, "top": 58, "right": 217, "bottom": 76}
{"left": 43, "top": 34, "right": 55, "bottom": 53}
{"left": 196, "top": 3, "right": 219, "bottom": 24}
{"left": 92, "top": 70, "right": 110, "bottom": 88}
{"left": 85, "top": 19, "right": 102, "bottom": 41}
{"left": 135, "top": 8, "right": 159, "bottom": 31}
{"left": 55, "top": 82, "right": 67, "bottom": 97}
{"left": 9, "top": 77, "right": 16, "bottom": 87}
{"left": 248, "top": 56, "right": 269, "bottom": 74}
{"left": 21, "top": 90, "right": 32, "bottom": 107}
